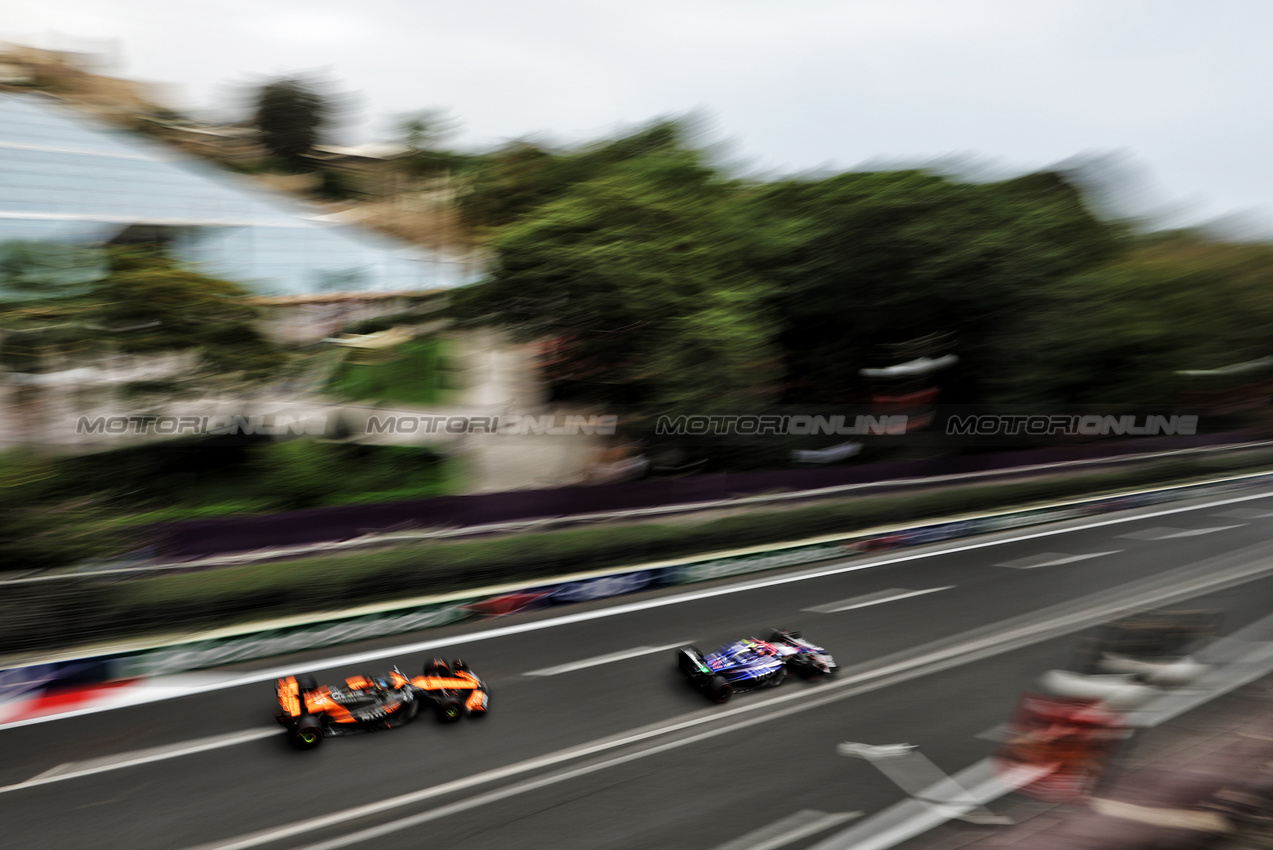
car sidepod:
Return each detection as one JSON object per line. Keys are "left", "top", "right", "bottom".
{"left": 721, "top": 655, "right": 786, "bottom": 689}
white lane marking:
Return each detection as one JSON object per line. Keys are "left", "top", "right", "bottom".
{"left": 183, "top": 550, "right": 1273, "bottom": 850}
{"left": 523, "top": 643, "right": 688, "bottom": 677}
{"left": 804, "top": 587, "right": 955, "bottom": 614}
{"left": 710, "top": 810, "right": 863, "bottom": 850}
{"left": 8, "top": 487, "right": 1273, "bottom": 732}
{"left": 806, "top": 759, "right": 1050, "bottom": 850}
{"left": 1119, "top": 525, "right": 1245, "bottom": 540}
{"left": 0, "top": 728, "right": 276, "bottom": 795}
{"left": 1214, "top": 508, "right": 1273, "bottom": 519}
{"left": 994, "top": 551, "right": 1122, "bottom": 569}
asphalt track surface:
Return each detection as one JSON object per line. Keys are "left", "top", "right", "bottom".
{"left": 6, "top": 486, "right": 1273, "bottom": 850}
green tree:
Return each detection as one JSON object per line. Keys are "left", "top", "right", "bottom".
{"left": 736, "top": 169, "right": 1122, "bottom": 402}
{"left": 0, "top": 240, "right": 104, "bottom": 303}
{"left": 252, "top": 76, "right": 336, "bottom": 167}
{"left": 459, "top": 125, "right": 1123, "bottom": 414}
{"left": 0, "top": 245, "right": 281, "bottom": 382}
{"left": 998, "top": 234, "right": 1273, "bottom": 405}
{"left": 92, "top": 248, "right": 280, "bottom": 380}
{"left": 457, "top": 141, "right": 566, "bottom": 231}
{"left": 457, "top": 147, "right": 779, "bottom": 410}
{"left": 458, "top": 120, "right": 700, "bottom": 231}
{"left": 0, "top": 451, "right": 132, "bottom": 571}
{"left": 397, "top": 109, "right": 462, "bottom": 178}
{"left": 0, "top": 241, "right": 107, "bottom": 373}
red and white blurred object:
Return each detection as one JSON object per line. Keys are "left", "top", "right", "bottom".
{"left": 1038, "top": 669, "right": 1160, "bottom": 710}
{"left": 996, "top": 693, "right": 1126, "bottom": 803}
{"left": 0, "top": 679, "right": 144, "bottom": 726}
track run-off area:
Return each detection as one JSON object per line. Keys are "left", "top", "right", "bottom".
{"left": 6, "top": 486, "right": 1273, "bottom": 849}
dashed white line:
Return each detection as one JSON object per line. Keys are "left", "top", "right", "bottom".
{"left": 1213, "top": 508, "right": 1273, "bottom": 519}
{"left": 0, "top": 728, "right": 276, "bottom": 795}
{"left": 524, "top": 643, "right": 688, "bottom": 677}
{"left": 1119, "top": 525, "right": 1245, "bottom": 540}
{"left": 804, "top": 587, "right": 955, "bottom": 614}
{"left": 994, "top": 551, "right": 1122, "bottom": 569}
{"left": 710, "top": 810, "right": 863, "bottom": 850}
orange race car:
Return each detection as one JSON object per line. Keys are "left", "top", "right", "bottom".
{"left": 275, "top": 657, "right": 489, "bottom": 749}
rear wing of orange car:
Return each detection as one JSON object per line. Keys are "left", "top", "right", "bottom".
{"left": 277, "top": 676, "right": 302, "bottom": 717}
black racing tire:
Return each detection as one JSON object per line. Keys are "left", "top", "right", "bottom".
{"left": 707, "top": 676, "right": 733, "bottom": 704}
{"left": 435, "top": 698, "right": 463, "bottom": 723}
{"left": 292, "top": 716, "right": 324, "bottom": 750}
{"left": 768, "top": 629, "right": 801, "bottom": 642}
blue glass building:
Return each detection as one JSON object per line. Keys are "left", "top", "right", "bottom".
{"left": 0, "top": 93, "right": 477, "bottom": 295}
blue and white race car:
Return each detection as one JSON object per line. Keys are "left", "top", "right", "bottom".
{"left": 676, "top": 630, "right": 838, "bottom": 703}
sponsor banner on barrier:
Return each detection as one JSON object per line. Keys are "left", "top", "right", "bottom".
{"left": 462, "top": 590, "right": 555, "bottom": 617}
{"left": 0, "top": 678, "right": 145, "bottom": 725}
{"left": 676, "top": 543, "right": 849, "bottom": 584}
{"left": 981, "top": 507, "right": 1081, "bottom": 533}
{"left": 543, "top": 569, "right": 671, "bottom": 605}
{"left": 0, "top": 663, "right": 69, "bottom": 704}
{"left": 119, "top": 604, "right": 475, "bottom": 678}
{"left": 0, "top": 658, "right": 122, "bottom": 705}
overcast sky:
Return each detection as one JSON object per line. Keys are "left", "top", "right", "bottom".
{"left": 5, "top": 1, "right": 1272, "bottom": 232}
